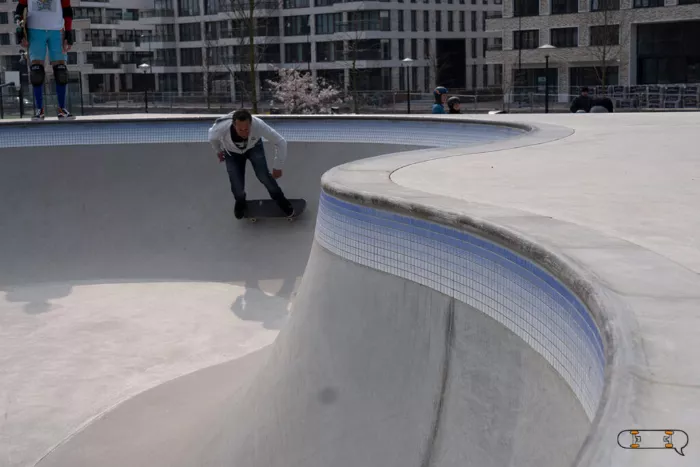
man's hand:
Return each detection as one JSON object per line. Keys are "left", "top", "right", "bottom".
{"left": 63, "top": 30, "right": 73, "bottom": 53}
{"left": 217, "top": 151, "right": 225, "bottom": 162}
{"left": 21, "top": 38, "right": 28, "bottom": 49}
{"left": 272, "top": 169, "right": 282, "bottom": 179}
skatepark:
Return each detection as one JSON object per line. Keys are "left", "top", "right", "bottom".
{"left": 0, "top": 113, "right": 698, "bottom": 467}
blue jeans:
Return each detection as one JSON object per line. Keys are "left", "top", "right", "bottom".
{"left": 224, "top": 141, "right": 287, "bottom": 205}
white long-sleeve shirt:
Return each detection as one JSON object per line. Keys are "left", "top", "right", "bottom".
{"left": 207, "top": 113, "right": 288, "bottom": 170}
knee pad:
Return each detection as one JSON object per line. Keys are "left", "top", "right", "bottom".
{"left": 53, "top": 64, "right": 68, "bottom": 85}
{"left": 30, "top": 64, "right": 45, "bottom": 87}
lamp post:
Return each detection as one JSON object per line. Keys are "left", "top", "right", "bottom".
{"left": 538, "top": 44, "right": 556, "bottom": 113}
{"left": 138, "top": 62, "right": 150, "bottom": 113}
{"left": 402, "top": 57, "right": 413, "bottom": 114}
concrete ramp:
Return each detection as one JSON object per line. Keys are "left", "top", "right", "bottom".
{"left": 37, "top": 242, "right": 589, "bottom": 467}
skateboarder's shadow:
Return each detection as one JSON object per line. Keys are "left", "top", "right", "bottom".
{"left": 230, "top": 278, "right": 298, "bottom": 330}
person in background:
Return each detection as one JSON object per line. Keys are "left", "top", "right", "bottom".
{"left": 570, "top": 87, "right": 593, "bottom": 113}
{"left": 447, "top": 96, "right": 461, "bottom": 114}
{"left": 15, "top": 0, "right": 75, "bottom": 120}
{"left": 432, "top": 86, "right": 449, "bottom": 114}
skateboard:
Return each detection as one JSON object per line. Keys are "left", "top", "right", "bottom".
{"left": 243, "top": 198, "right": 306, "bottom": 223}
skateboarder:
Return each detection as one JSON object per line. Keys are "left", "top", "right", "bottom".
{"left": 14, "top": 0, "right": 75, "bottom": 120}
{"left": 431, "top": 86, "right": 449, "bottom": 114}
{"left": 208, "top": 109, "right": 295, "bottom": 219}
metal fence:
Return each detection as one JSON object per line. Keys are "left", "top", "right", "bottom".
{"left": 1, "top": 84, "right": 699, "bottom": 118}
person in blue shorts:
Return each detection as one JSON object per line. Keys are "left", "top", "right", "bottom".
{"left": 14, "top": 0, "right": 75, "bottom": 120}
{"left": 431, "top": 86, "right": 449, "bottom": 114}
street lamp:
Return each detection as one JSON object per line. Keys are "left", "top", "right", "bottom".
{"left": 402, "top": 57, "right": 413, "bottom": 114}
{"left": 538, "top": 44, "right": 556, "bottom": 113}
{"left": 138, "top": 62, "right": 150, "bottom": 113}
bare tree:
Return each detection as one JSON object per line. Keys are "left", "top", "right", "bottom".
{"left": 337, "top": 12, "right": 385, "bottom": 113}
{"left": 589, "top": 0, "right": 629, "bottom": 90}
{"left": 425, "top": 52, "right": 451, "bottom": 91}
{"left": 498, "top": 55, "right": 520, "bottom": 112}
{"left": 220, "top": 0, "right": 280, "bottom": 112}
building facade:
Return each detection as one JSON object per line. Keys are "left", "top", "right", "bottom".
{"left": 485, "top": 0, "right": 700, "bottom": 97}
{"left": 1, "top": 0, "right": 505, "bottom": 102}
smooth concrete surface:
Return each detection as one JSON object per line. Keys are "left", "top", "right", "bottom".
{"left": 37, "top": 244, "right": 589, "bottom": 467}
{"left": 0, "top": 139, "right": 423, "bottom": 467}
{"left": 392, "top": 112, "right": 700, "bottom": 273}
{"left": 5, "top": 112, "right": 698, "bottom": 467}
{"left": 320, "top": 112, "right": 700, "bottom": 467}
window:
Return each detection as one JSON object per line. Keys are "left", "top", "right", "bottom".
{"left": 459, "top": 11, "right": 465, "bottom": 31}
{"left": 411, "top": 10, "right": 417, "bottom": 31}
{"left": 398, "top": 10, "right": 404, "bottom": 31}
{"left": 590, "top": 0, "right": 620, "bottom": 10}
{"left": 345, "top": 11, "right": 390, "bottom": 31}
{"left": 285, "top": 15, "right": 310, "bottom": 36}
{"left": 0, "top": 12, "right": 7, "bottom": 24}
{"left": 471, "top": 11, "right": 476, "bottom": 31}
{"left": 0, "top": 33, "right": 9, "bottom": 45}
{"left": 483, "top": 64, "right": 488, "bottom": 87}
{"left": 411, "top": 38, "right": 417, "bottom": 59}
{"left": 551, "top": 0, "right": 578, "bottom": 14}
{"left": 494, "top": 63, "right": 503, "bottom": 86}
{"left": 423, "top": 38, "right": 430, "bottom": 59}
{"left": 551, "top": 27, "right": 578, "bottom": 47}
{"left": 482, "top": 38, "right": 488, "bottom": 57}
{"left": 316, "top": 41, "right": 344, "bottom": 61}
{"left": 448, "top": 11, "right": 454, "bottom": 32}
{"left": 284, "top": 0, "right": 309, "bottom": 7}
{"left": 513, "top": 0, "right": 539, "bottom": 16}
{"left": 471, "top": 38, "right": 477, "bottom": 58}
{"left": 633, "top": 0, "right": 663, "bottom": 6}
{"left": 177, "top": 0, "right": 199, "bottom": 17}
{"left": 180, "top": 47, "right": 202, "bottom": 66}
{"left": 513, "top": 29, "right": 539, "bottom": 49}
{"left": 423, "top": 11, "right": 429, "bottom": 31}
{"left": 436, "top": 11, "right": 441, "bottom": 31}
{"left": 399, "top": 38, "right": 405, "bottom": 59}
{"left": 590, "top": 25, "right": 619, "bottom": 46}
{"left": 316, "top": 13, "right": 342, "bottom": 35}
{"left": 482, "top": 11, "right": 486, "bottom": 31}
{"left": 178, "top": 22, "right": 201, "bottom": 41}
{"left": 285, "top": 43, "right": 310, "bottom": 63}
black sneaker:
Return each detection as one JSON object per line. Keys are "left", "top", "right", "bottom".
{"left": 57, "top": 107, "right": 74, "bottom": 119}
{"left": 279, "top": 199, "right": 295, "bottom": 217}
{"left": 234, "top": 200, "right": 247, "bottom": 219}
{"left": 32, "top": 108, "right": 44, "bottom": 120}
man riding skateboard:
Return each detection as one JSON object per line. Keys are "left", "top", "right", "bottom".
{"left": 14, "top": 0, "right": 75, "bottom": 120}
{"left": 208, "top": 109, "right": 296, "bottom": 219}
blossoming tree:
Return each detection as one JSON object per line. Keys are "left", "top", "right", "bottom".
{"left": 265, "top": 68, "right": 344, "bottom": 114}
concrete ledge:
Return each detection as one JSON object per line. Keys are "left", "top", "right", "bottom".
{"left": 320, "top": 116, "right": 699, "bottom": 466}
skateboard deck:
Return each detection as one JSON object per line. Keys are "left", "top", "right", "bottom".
{"left": 243, "top": 198, "right": 306, "bottom": 223}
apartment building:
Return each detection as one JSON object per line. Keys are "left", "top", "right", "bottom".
{"left": 1, "top": 0, "right": 505, "bottom": 100}
{"left": 485, "top": 0, "right": 700, "bottom": 96}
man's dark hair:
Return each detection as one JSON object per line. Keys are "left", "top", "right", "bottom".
{"left": 581, "top": 87, "right": 589, "bottom": 93}
{"left": 233, "top": 109, "right": 252, "bottom": 122}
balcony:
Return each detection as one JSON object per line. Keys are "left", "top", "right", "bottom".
{"left": 487, "top": 43, "right": 503, "bottom": 51}
{"left": 486, "top": 11, "right": 503, "bottom": 18}
{"left": 90, "top": 38, "right": 120, "bottom": 47}
{"left": 336, "top": 20, "right": 391, "bottom": 33}
{"left": 139, "top": 9, "right": 175, "bottom": 23}
{"left": 91, "top": 60, "right": 122, "bottom": 70}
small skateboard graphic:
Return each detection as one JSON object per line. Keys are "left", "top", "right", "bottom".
{"left": 243, "top": 198, "right": 306, "bottom": 223}
{"left": 617, "top": 429, "right": 689, "bottom": 456}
